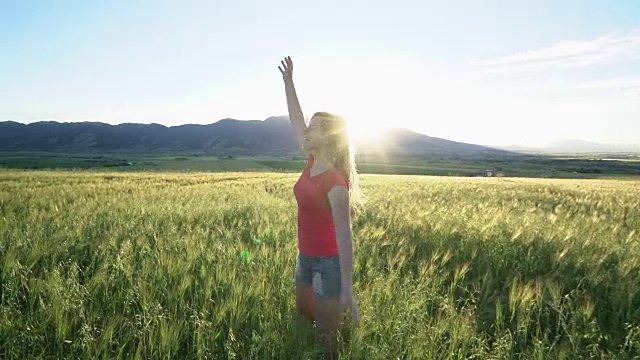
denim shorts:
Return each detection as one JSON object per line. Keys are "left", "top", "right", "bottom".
{"left": 294, "top": 252, "right": 342, "bottom": 299}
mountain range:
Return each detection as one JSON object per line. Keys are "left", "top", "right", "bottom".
{"left": 0, "top": 117, "right": 516, "bottom": 157}
{"left": 543, "top": 140, "right": 640, "bottom": 153}
{"left": 500, "top": 140, "right": 640, "bottom": 154}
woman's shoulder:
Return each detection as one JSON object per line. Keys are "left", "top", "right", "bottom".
{"left": 325, "top": 167, "right": 349, "bottom": 189}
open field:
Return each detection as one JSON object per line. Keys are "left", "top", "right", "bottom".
{"left": 2, "top": 151, "right": 640, "bottom": 178}
{"left": 1, "top": 170, "right": 640, "bottom": 358}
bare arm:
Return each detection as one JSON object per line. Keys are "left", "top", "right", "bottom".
{"left": 329, "top": 185, "right": 353, "bottom": 283}
{"left": 278, "top": 56, "right": 307, "bottom": 151}
{"left": 328, "top": 185, "right": 359, "bottom": 322}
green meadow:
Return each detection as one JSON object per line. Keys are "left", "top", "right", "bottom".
{"left": 2, "top": 151, "right": 640, "bottom": 178}
{"left": 1, "top": 170, "right": 639, "bottom": 359}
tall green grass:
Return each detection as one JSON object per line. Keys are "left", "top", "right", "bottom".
{"left": 1, "top": 170, "right": 639, "bottom": 359}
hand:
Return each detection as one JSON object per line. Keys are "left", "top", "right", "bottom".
{"left": 278, "top": 56, "right": 294, "bottom": 81}
{"left": 340, "top": 287, "right": 360, "bottom": 324}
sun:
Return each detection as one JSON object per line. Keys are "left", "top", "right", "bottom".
{"left": 346, "top": 118, "right": 388, "bottom": 143}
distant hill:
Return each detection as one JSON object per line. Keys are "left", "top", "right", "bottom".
{"left": 359, "top": 128, "right": 514, "bottom": 157}
{"left": 0, "top": 117, "right": 516, "bottom": 157}
{"left": 498, "top": 140, "right": 640, "bottom": 154}
{"left": 545, "top": 140, "right": 640, "bottom": 153}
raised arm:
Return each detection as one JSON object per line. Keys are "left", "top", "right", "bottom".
{"left": 278, "top": 56, "right": 307, "bottom": 151}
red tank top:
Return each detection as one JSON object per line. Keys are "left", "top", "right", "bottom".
{"left": 294, "top": 154, "right": 350, "bottom": 256}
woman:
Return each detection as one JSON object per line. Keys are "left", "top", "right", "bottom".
{"left": 278, "top": 56, "right": 361, "bottom": 354}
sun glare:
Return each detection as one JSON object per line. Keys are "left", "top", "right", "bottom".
{"left": 347, "top": 119, "right": 387, "bottom": 143}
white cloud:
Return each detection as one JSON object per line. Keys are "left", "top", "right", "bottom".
{"left": 414, "top": 30, "right": 640, "bottom": 146}
{"left": 464, "top": 30, "right": 640, "bottom": 101}
{"left": 474, "top": 30, "right": 640, "bottom": 72}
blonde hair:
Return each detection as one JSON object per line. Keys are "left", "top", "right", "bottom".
{"left": 311, "top": 112, "right": 366, "bottom": 214}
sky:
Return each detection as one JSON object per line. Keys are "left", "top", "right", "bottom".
{"left": 1, "top": 0, "right": 639, "bottom": 147}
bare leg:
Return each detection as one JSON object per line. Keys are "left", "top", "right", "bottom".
{"left": 314, "top": 297, "right": 342, "bottom": 359}
{"left": 295, "top": 281, "right": 314, "bottom": 328}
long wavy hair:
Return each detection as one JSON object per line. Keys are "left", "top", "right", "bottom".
{"left": 311, "top": 111, "right": 365, "bottom": 214}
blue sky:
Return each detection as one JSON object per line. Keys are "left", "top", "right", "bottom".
{"left": 1, "top": 0, "right": 639, "bottom": 147}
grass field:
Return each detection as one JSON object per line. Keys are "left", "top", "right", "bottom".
{"left": 3, "top": 151, "right": 640, "bottom": 178}
{"left": 1, "top": 170, "right": 640, "bottom": 359}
